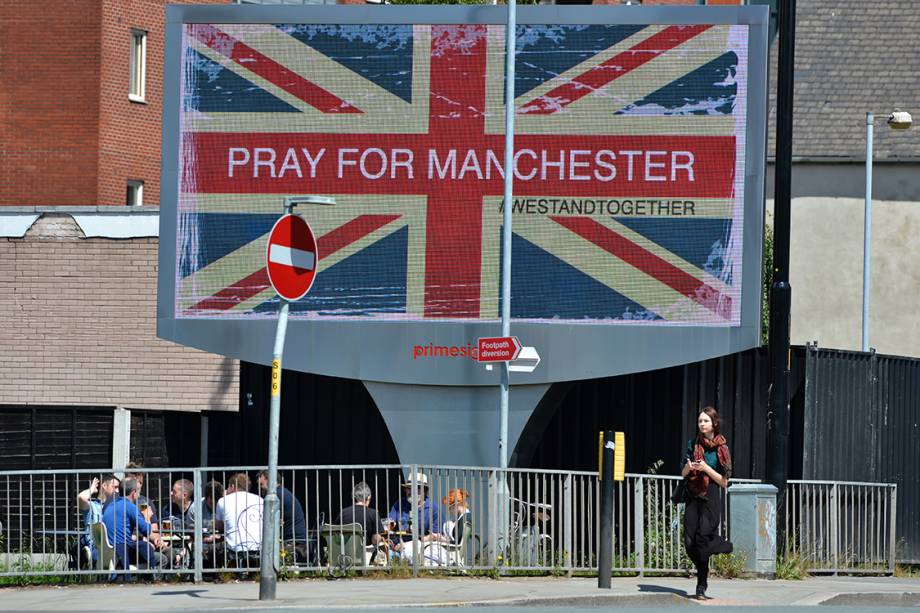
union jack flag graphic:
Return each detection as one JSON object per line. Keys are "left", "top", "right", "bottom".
{"left": 176, "top": 22, "right": 748, "bottom": 324}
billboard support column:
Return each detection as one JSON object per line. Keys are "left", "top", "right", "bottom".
{"left": 767, "top": 0, "right": 796, "bottom": 552}
{"left": 499, "top": 0, "right": 517, "bottom": 472}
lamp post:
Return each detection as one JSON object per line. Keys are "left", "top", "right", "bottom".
{"left": 862, "top": 109, "right": 912, "bottom": 352}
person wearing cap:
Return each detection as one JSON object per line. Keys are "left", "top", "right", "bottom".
{"left": 387, "top": 472, "right": 441, "bottom": 553}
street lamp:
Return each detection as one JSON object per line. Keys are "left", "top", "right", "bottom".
{"left": 862, "top": 109, "right": 912, "bottom": 352}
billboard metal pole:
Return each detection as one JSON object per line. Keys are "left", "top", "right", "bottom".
{"left": 499, "top": 0, "right": 517, "bottom": 472}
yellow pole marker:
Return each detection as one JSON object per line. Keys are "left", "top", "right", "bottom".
{"left": 271, "top": 359, "right": 281, "bottom": 397}
{"left": 613, "top": 432, "right": 626, "bottom": 481}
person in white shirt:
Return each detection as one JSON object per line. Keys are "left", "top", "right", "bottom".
{"left": 215, "top": 472, "right": 263, "bottom": 553}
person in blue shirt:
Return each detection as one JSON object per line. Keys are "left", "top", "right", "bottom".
{"left": 76, "top": 474, "right": 120, "bottom": 566}
{"left": 258, "top": 471, "right": 306, "bottom": 544}
{"left": 102, "top": 477, "right": 164, "bottom": 569}
{"left": 388, "top": 472, "right": 441, "bottom": 557}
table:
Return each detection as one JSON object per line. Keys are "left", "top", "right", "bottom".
{"left": 36, "top": 529, "right": 86, "bottom": 537}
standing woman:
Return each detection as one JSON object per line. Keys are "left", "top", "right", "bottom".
{"left": 681, "top": 406, "right": 733, "bottom": 599}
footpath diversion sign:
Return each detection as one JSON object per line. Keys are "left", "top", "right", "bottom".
{"left": 266, "top": 214, "right": 318, "bottom": 302}
{"left": 478, "top": 336, "right": 523, "bottom": 363}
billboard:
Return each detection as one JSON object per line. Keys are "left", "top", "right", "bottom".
{"left": 159, "top": 5, "right": 769, "bottom": 385}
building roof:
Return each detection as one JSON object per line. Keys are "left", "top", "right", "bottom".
{"left": 767, "top": 0, "right": 920, "bottom": 161}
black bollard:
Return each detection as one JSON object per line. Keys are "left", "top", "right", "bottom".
{"left": 598, "top": 430, "right": 614, "bottom": 589}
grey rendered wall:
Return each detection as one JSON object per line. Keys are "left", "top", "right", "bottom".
{"left": 766, "top": 194, "right": 920, "bottom": 358}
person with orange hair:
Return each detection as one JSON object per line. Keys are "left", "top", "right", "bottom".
{"left": 422, "top": 488, "right": 471, "bottom": 566}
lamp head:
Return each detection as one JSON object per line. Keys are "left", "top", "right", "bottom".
{"left": 887, "top": 109, "right": 912, "bottom": 130}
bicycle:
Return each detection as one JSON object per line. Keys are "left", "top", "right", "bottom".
{"left": 491, "top": 496, "right": 555, "bottom": 567}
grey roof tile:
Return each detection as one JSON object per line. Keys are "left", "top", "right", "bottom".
{"left": 766, "top": 0, "right": 920, "bottom": 159}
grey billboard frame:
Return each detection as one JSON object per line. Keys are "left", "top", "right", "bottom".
{"left": 158, "top": 4, "right": 770, "bottom": 387}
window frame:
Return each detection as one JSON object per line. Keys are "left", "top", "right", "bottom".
{"left": 127, "top": 180, "right": 144, "bottom": 207}
{"left": 129, "top": 29, "right": 147, "bottom": 102}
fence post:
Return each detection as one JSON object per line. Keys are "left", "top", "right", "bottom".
{"left": 634, "top": 477, "right": 644, "bottom": 576}
{"left": 410, "top": 464, "right": 419, "bottom": 578}
{"left": 888, "top": 485, "right": 897, "bottom": 574}
{"left": 564, "top": 474, "right": 573, "bottom": 577}
{"left": 192, "top": 468, "right": 203, "bottom": 583}
{"left": 830, "top": 482, "right": 839, "bottom": 574}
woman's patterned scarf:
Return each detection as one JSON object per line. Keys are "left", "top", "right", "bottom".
{"left": 688, "top": 434, "right": 732, "bottom": 497}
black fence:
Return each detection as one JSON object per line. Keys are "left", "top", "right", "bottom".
{"left": 802, "top": 345, "right": 920, "bottom": 562}
{"left": 1, "top": 342, "right": 916, "bottom": 562}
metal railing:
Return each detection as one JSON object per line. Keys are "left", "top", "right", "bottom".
{"left": 0, "top": 466, "right": 896, "bottom": 580}
{"left": 784, "top": 480, "right": 897, "bottom": 575}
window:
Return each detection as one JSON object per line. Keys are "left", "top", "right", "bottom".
{"left": 127, "top": 180, "right": 144, "bottom": 207}
{"left": 129, "top": 29, "right": 147, "bottom": 102}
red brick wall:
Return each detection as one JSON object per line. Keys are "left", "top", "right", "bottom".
{"left": 0, "top": 0, "right": 227, "bottom": 208}
{"left": 96, "top": 0, "right": 228, "bottom": 207}
{"left": 0, "top": 216, "right": 239, "bottom": 411}
{"left": 0, "top": 1, "right": 102, "bottom": 206}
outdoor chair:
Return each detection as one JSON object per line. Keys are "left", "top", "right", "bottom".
{"left": 319, "top": 522, "right": 382, "bottom": 576}
{"left": 90, "top": 522, "right": 136, "bottom": 573}
{"left": 422, "top": 515, "right": 470, "bottom": 567}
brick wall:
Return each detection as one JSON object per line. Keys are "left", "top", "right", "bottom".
{"left": 0, "top": 0, "right": 226, "bottom": 208}
{"left": 97, "top": 0, "right": 228, "bottom": 207}
{"left": 0, "top": 1, "right": 102, "bottom": 205}
{"left": 0, "top": 215, "right": 239, "bottom": 411}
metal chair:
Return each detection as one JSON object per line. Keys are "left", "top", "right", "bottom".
{"left": 319, "top": 522, "right": 372, "bottom": 577}
{"left": 423, "top": 514, "right": 470, "bottom": 567}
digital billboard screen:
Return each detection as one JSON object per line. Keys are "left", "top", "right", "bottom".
{"left": 159, "top": 5, "right": 768, "bottom": 385}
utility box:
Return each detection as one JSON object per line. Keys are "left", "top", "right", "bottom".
{"left": 728, "top": 483, "right": 778, "bottom": 577}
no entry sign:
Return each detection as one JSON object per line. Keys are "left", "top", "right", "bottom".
{"left": 266, "top": 214, "right": 318, "bottom": 302}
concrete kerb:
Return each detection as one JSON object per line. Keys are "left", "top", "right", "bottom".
{"left": 1, "top": 576, "right": 920, "bottom": 611}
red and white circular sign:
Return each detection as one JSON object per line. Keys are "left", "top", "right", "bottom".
{"left": 266, "top": 214, "right": 319, "bottom": 302}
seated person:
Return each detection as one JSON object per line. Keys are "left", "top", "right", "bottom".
{"left": 411, "top": 488, "right": 471, "bottom": 566}
{"left": 214, "top": 473, "right": 263, "bottom": 561}
{"left": 200, "top": 480, "right": 224, "bottom": 566}
{"left": 336, "top": 481, "right": 385, "bottom": 562}
{"left": 258, "top": 470, "right": 307, "bottom": 553}
{"left": 201, "top": 480, "right": 223, "bottom": 530}
{"left": 101, "top": 477, "right": 165, "bottom": 569}
{"left": 387, "top": 472, "right": 441, "bottom": 557}
{"left": 123, "top": 464, "right": 160, "bottom": 537}
{"left": 76, "top": 474, "right": 120, "bottom": 566}
{"left": 160, "top": 478, "right": 196, "bottom": 530}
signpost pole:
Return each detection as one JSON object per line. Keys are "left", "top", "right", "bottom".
{"left": 495, "top": 0, "right": 517, "bottom": 569}
{"left": 499, "top": 0, "right": 517, "bottom": 471}
{"left": 259, "top": 299, "right": 288, "bottom": 601}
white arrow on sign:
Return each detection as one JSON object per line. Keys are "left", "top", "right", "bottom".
{"left": 485, "top": 346, "right": 541, "bottom": 373}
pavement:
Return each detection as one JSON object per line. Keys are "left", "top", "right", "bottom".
{"left": 1, "top": 575, "right": 920, "bottom": 611}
